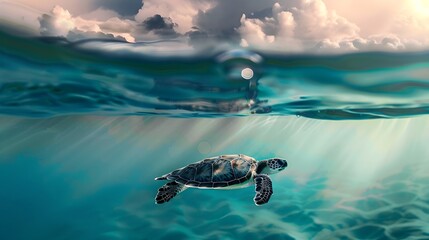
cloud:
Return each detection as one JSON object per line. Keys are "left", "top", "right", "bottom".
{"left": 135, "top": 0, "right": 213, "bottom": 34}
{"left": 38, "top": 5, "right": 135, "bottom": 42}
{"left": 142, "top": 14, "right": 176, "bottom": 31}
{"left": 66, "top": 30, "right": 127, "bottom": 41}
{"left": 238, "top": 0, "right": 360, "bottom": 51}
{"left": 39, "top": 5, "right": 75, "bottom": 36}
{"left": 194, "top": 0, "right": 278, "bottom": 42}
{"left": 99, "top": 17, "right": 135, "bottom": 33}
{"left": 14, "top": 0, "right": 429, "bottom": 51}
{"left": 185, "top": 27, "right": 209, "bottom": 47}
{"left": 238, "top": 0, "right": 429, "bottom": 52}
{"left": 139, "top": 14, "right": 180, "bottom": 38}
{"left": 291, "top": 0, "right": 360, "bottom": 41}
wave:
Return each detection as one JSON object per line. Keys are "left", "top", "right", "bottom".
{"left": 1, "top": 30, "right": 429, "bottom": 119}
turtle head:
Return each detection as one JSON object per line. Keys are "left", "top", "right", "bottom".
{"left": 258, "top": 158, "right": 288, "bottom": 175}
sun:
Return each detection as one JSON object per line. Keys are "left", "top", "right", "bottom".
{"left": 411, "top": 0, "right": 429, "bottom": 15}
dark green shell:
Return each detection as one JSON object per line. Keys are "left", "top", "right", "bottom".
{"left": 165, "top": 154, "right": 257, "bottom": 188}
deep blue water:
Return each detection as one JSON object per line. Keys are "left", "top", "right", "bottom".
{"left": 1, "top": 29, "right": 429, "bottom": 240}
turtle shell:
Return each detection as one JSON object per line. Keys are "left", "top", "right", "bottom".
{"left": 165, "top": 154, "right": 257, "bottom": 188}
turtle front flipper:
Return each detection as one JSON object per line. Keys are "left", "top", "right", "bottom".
{"left": 155, "top": 181, "right": 187, "bottom": 204}
{"left": 253, "top": 174, "right": 273, "bottom": 206}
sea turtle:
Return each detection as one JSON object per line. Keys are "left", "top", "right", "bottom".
{"left": 155, "top": 154, "right": 288, "bottom": 205}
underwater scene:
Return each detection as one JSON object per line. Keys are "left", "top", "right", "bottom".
{"left": 1, "top": 1, "right": 429, "bottom": 239}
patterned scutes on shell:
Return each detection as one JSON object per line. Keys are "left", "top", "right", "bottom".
{"left": 166, "top": 154, "right": 257, "bottom": 188}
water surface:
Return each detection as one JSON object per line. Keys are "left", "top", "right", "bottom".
{"left": 2, "top": 30, "right": 429, "bottom": 119}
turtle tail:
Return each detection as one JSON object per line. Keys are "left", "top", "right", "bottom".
{"left": 155, "top": 182, "right": 187, "bottom": 204}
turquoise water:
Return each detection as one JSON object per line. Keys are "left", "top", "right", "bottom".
{"left": 2, "top": 30, "right": 429, "bottom": 119}
{"left": 1, "top": 29, "right": 429, "bottom": 239}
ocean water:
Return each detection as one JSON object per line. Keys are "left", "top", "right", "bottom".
{"left": 1, "top": 30, "right": 429, "bottom": 240}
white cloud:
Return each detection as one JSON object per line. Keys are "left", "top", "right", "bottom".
{"left": 7, "top": 0, "right": 429, "bottom": 52}
{"left": 38, "top": 5, "right": 135, "bottom": 42}
{"left": 238, "top": 0, "right": 361, "bottom": 52}
{"left": 39, "top": 5, "right": 75, "bottom": 36}
{"left": 293, "top": 0, "right": 360, "bottom": 41}
{"left": 238, "top": 0, "right": 429, "bottom": 52}
{"left": 239, "top": 15, "right": 276, "bottom": 47}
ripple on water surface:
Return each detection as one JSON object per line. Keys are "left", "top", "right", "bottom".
{"left": 2, "top": 30, "right": 429, "bottom": 119}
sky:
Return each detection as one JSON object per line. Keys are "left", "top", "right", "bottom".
{"left": 1, "top": 0, "right": 429, "bottom": 52}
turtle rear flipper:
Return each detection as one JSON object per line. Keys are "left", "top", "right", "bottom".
{"left": 155, "top": 182, "right": 187, "bottom": 204}
{"left": 154, "top": 176, "right": 167, "bottom": 180}
{"left": 253, "top": 174, "right": 273, "bottom": 206}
